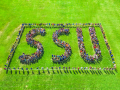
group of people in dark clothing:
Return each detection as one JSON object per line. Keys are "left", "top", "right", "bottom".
{"left": 76, "top": 27, "right": 101, "bottom": 63}
{"left": 52, "top": 28, "right": 71, "bottom": 62}
{"left": 19, "top": 28, "right": 46, "bottom": 64}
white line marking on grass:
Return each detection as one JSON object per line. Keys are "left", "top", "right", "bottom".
{"left": 0, "top": 22, "right": 11, "bottom": 37}
{"left": 5, "top": 36, "right": 10, "bottom": 41}
{"left": 67, "top": 1, "right": 71, "bottom": 4}
{"left": 5, "top": 24, "right": 21, "bottom": 42}
{"left": 26, "top": 85, "right": 28, "bottom": 88}
{"left": 0, "top": 68, "right": 2, "bottom": 74}
{"left": 0, "top": 31, "right": 2, "bottom": 37}
{"left": 13, "top": 24, "right": 22, "bottom": 34}
{"left": 3, "top": 22, "right": 10, "bottom": 31}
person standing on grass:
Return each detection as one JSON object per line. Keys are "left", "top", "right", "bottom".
{"left": 59, "top": 66, "right": 61, "bottom": 70}
{"left": 56, "top": 67, "right": 58, "bottom": 70}
{"left": 72, "top": 67, "right": 74, "bottom": 70}
{"left": 63, "top": 66, "right": 65, "bottom": 70}
{"left": 47, "top": 67, "right": 49, "bottom": 73}
{"left": 103, "top": 67, "right": 106, "bottom": 71}
{"left": 94, "top": 67, "right": 96, "bottom": 71}
{"left": 69, "top": 67, "right": 70, "bottom": 70}
{"left": 41, "top": 67, "right": 44, "bottom": 73}
{"left": 47, "top": 67, "right": 49, "bottom": 71}
{"left": 9, "top": 68, "right": 12, "bottom": 74}
{"left": 6, "top": 60, "right": 9, "bottom": 65}
{"left": 66, "top": 67, "right": 67, "bottom": 70}
{"left": 109, "top": 50, "right": 112, "bottom": 54}
{"left": 75, "top": 67, "right": 76, "bottom": 70}
{"left": 106, "top": 67, "right": 108, "bottom": 71}
{"left": 114, "top": 64, "right": 116, "bottom": 69}
{"left": 84, "top": 67, "right": 86, "bottom": 70}
{"left": 81, "top": 67, "right": 83, "bottom": 70}
{"left": 31, "top": 68, "right": 32, "bottom": 70}
{"left": 89, "top": 66, "right": 92, "bottom": 70}
{"left": 51, "top": 67, "right": 53, "bottom": 70}
{"left": 13, "top": 67, "right": 15, "bottom": 70}
{"left": 26, "top": 68, "right": 29, "bottom": 74}
{"left": 22, "top": 68, "right": 24, "bottom": 74}
{"left": 4, "top": 68, "right": 6, "bottom": 70}
{"left": 37, "top": 67, "right": 40, "bottom": 74}
{"left": 111, "top": 54, "right": 113, "bottom": 58}
{"left": 112, "top": 58, "right": 114, "bottom": 61}
{"left": 4, "top": 65, "right": 7, "bottom": 67}
{"left": 97, "top": 67, "right": 99, "bottom": 71}
{"left": 18, "top": 67, "right": 20, "bottom": 74}
{"left": 109, "top": 67, "right": 111, "bottom": 71}
{"left": 92, "top": 67, "right": 94, "bottom": 71}
{"left": 112, "top": 67, "right": 114, "bottom": 71}
{"left": 23, "top": 53, "right": 25, "bottom": 58}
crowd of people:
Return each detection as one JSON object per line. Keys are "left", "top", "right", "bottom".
{"left": 100, "top": 25, "right": 116, "bottom": 69}
{"left": 19, "top": 28, "right": 46, "bottom": 64}
{"left": 6, "top": 23, "right": 116, "bottom": 71}
{"left": 52, "top": 28, "right": 71, "bottom": 62}
{"left": 7, "top": 24, "right": 25, "bottom": 67}
{"left": 22, "top": 23, "right": 100, "bottom": 27}
{"left": 76, "top": 27, "right": 101, "bottom": 63}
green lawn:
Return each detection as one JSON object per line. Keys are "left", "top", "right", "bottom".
{"left": 9, "top": 27, "right": 112, "bottom": 69}
{"left": 0, "top": 0, "right": 120, "bottom": 90}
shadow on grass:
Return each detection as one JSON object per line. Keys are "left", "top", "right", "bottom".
{"left": 7, "top": 69, "right": 116, "bottom": 75}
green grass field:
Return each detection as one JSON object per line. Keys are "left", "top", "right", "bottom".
{"left": 0, "top": 0, "right": 120, "bottom": 90}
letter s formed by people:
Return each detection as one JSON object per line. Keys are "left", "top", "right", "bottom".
{"left": 52, "top": 28, "right": 72, "bottom": 63}
{"left": 19, "top": 28, "right": 46, "bottom": 64}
